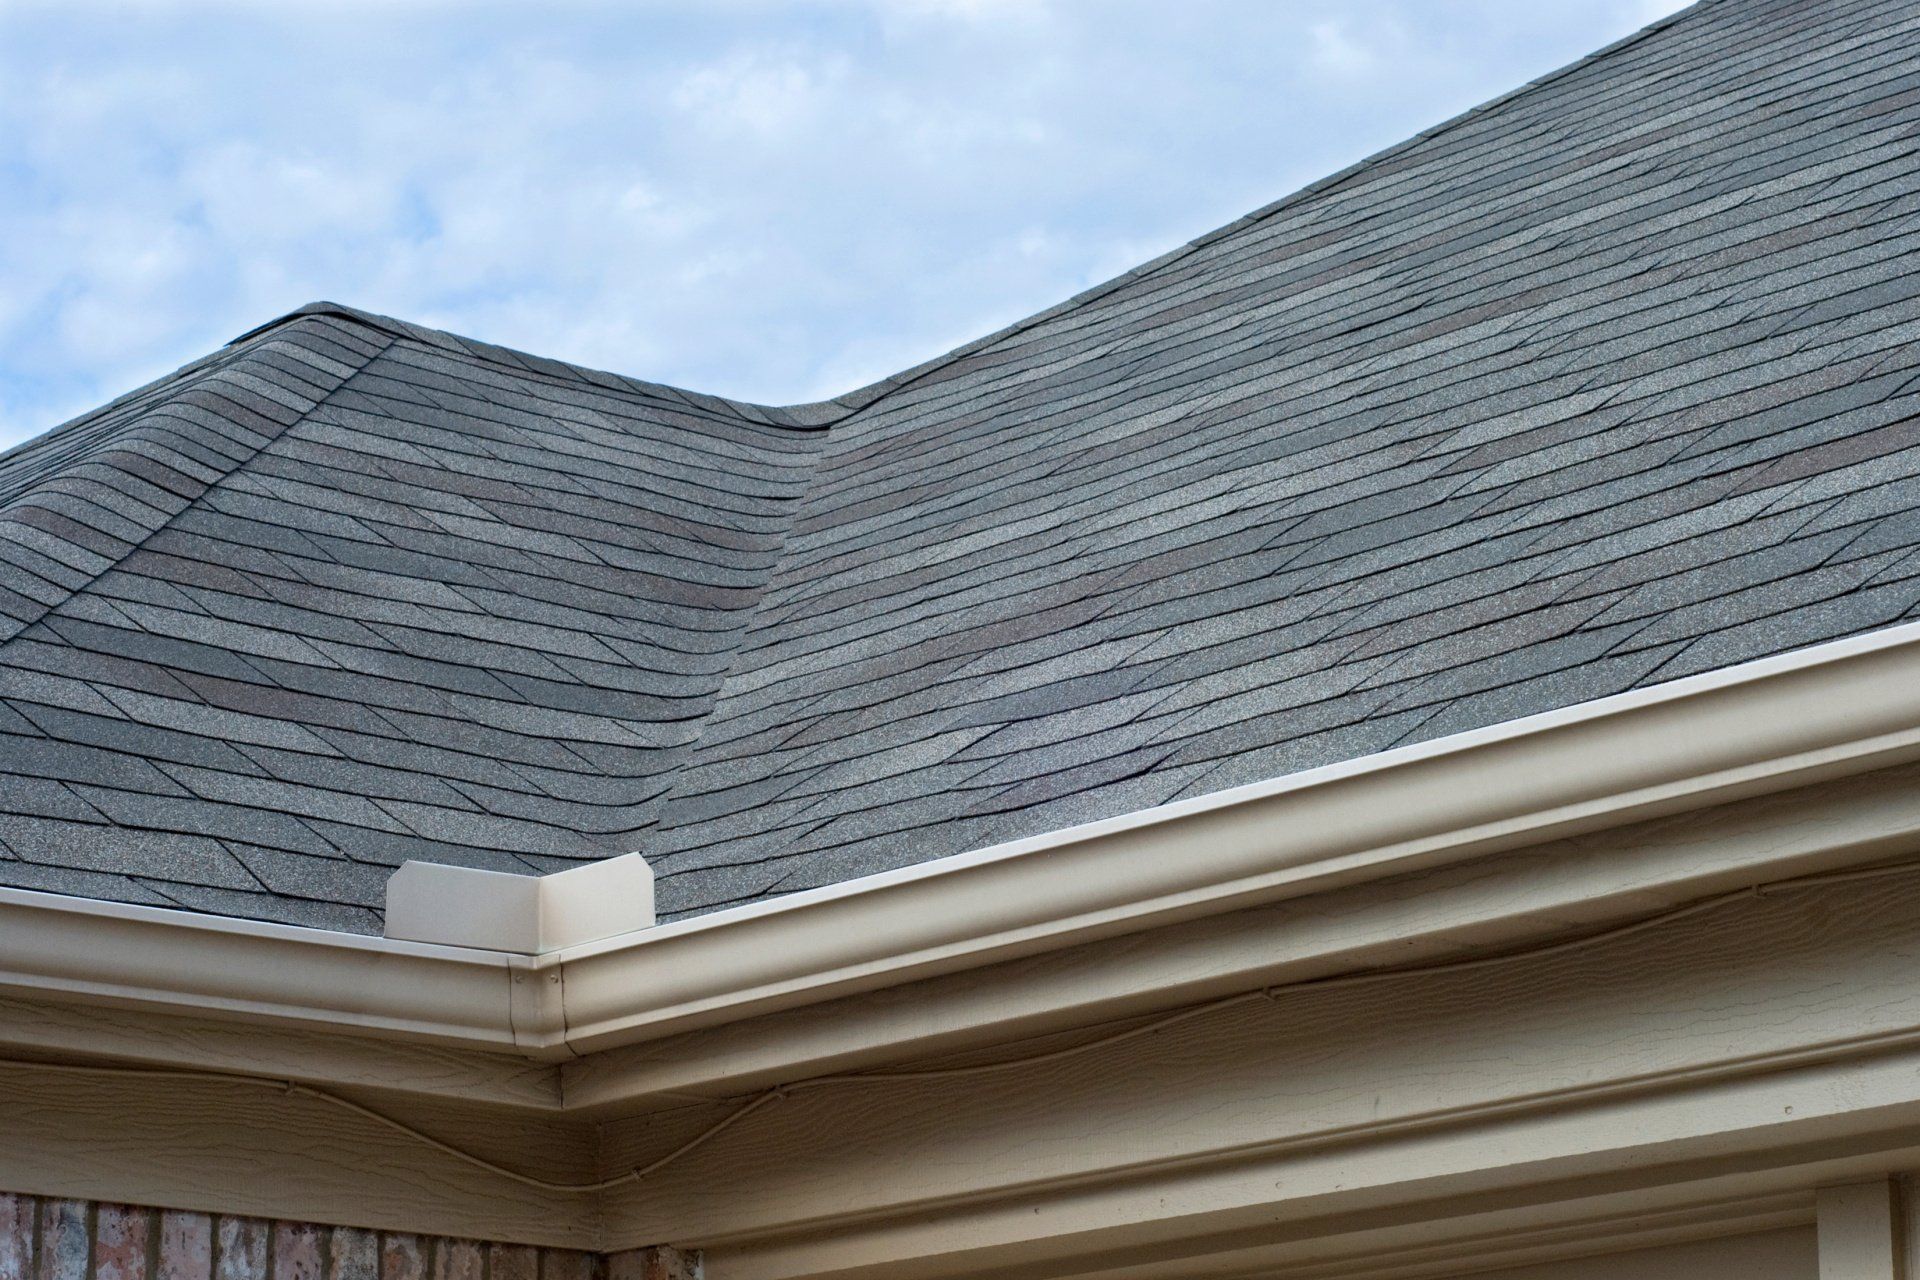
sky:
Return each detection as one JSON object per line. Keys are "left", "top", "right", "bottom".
{"left": 0, "top": 0, "right": 1689, "bottom": 451}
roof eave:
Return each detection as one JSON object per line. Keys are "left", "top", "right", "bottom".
{"left": 552, "top": 617, "right": 1920, "bottom": 1057}
{"left": 6, "top": 620, "right": 1920, "bottom": 1073}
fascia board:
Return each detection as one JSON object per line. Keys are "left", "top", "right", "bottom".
{"left": 6, "top": 621, "right": 1920, "bottom": 1065}
{"left": 559, "top": 760, "right": 1920, "bottom": 1108}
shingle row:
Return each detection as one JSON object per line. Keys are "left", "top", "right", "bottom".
{"left": 644, "top": 0, "right": 1920, "bottom": 915}
{"left": 0, "top": 311, "right": 823, "bottom": 926}
{"left": 3, "top": 0, "right": 1918, "bottom": 930}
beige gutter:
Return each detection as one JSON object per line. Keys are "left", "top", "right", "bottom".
{"left": 7, "top": 622, "right": 1920, "bottom": 1062}
{"left": 549, "top": 619, "right": 1920, "bottom": 1054}
{"left": 0, "top": 887, "right": 518, "bottom": 1048}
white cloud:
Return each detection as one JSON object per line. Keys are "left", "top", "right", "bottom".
{"left": 0, "top": 0, "right": 1710, "bottom": 447}
{"left": 673, "top": 47, "right": 849, "bottom": 137}
{"left": 1308, "top": 20, "right": 1378, "bottom": 77}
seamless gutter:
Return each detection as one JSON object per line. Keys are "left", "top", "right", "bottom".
{"left": 6, "top": 620, "right": 1920, "bottom": 1062}
{"left": 0, "top": 886, "right": 519, "bottom": 1048}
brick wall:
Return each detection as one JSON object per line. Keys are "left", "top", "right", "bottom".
{"left": 0, "top": 1196, "right": 696, "bottom": 1280}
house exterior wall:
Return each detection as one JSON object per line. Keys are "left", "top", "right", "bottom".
{"left": 1442, "top": 1227, "right": 1817, "bottom": 1280}
{"left": 0, "top": 1196, "right": 695, "bottom": 1280}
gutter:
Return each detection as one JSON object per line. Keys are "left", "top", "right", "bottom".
{"left": 0, "top": 887, "right": 518, "bottom": 1048}
{"left": 6, "top": 622, "right": 1920, "bottom": 1063}
{"left": 548, "top": 619, "right": 1920, "bottom": 1054}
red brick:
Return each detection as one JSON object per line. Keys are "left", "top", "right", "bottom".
{"left": 432, "top": 1241, "right": 481, "bottom": 1280}
{"left": 214, "top": 1219, "right": 266, "bottom": 1280}
{"left": 35, "top": 1202, "right": 87, "bottom": 1280}
{"left": 486, "top": 1245, "right": 533, "bottom": 1280}
{"left": 93, "top": 1207, "right": 150, "bottom": 1280}
{"left": 1, "top": 1198, "right": 688, "bottom": 1280}
{"left": 0, "top": 1194, "right": 34, "bottom": 1280}
{"left": 379, "top": 1235, "right": 425, "bottom": 1280}
{"left": 324, "top": 1229, "right": 374, "bottom": 1280}
{"left": 270, "top": 1225, "right": 320, "bottom": 1280}
{"left": 603, "top": 1251, "right": 697, "bottom": 1280}
{"left": 156, "top": 1213, "right": 212, "bottom": 1280}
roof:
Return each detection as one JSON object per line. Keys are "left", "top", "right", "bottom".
{"left": 2, "top": 0, "right": 1918, "bottom": 933}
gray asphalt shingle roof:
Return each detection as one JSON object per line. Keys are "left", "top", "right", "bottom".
{"left": 3, "top": 0, "right": 1919, "bottom": 930}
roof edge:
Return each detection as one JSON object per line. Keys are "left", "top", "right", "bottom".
{"left": 215, "top": 2, "right": 1717, "bottom": 435}
{"left": 228, "top": 302, "right": 834, "bottom": 431}
{"left": 551, "top": 615, "right": 1920, "bottom": 1055}
{"left": 0, "top": 313, "right": 393, "bottom": 648}
{"left": 4, "top": 614, "right": 1919, "bottom": 1073}
{"left": 0, "top": 879, "right": 518, "bottom": 1048}
{"left": 773, "top": 0, "right": 1718, "bottom": 423}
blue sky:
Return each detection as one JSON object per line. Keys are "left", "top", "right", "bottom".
{"left": 0, "top": 0, "right": 1687, "bottom": 449}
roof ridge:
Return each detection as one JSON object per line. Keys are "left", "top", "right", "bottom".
{"left": 228, "top": 303, "right": 836, "bottom": 433}
{"left": 770, "top": 0, "right": 1725, "bottom": 429}
{"left": 0, "top": 315, "right": 392, "bottom": 649}
{"left": 213, "top": 3, "right": 1721, "bottom": 443}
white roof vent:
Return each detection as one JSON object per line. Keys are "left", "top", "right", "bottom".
{"left": 382, "top": 853, "right": 654, "bottom": 954}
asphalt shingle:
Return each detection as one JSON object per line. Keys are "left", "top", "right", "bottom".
{"left": 2, "top": 0, "right": 1918, "bottom": 932}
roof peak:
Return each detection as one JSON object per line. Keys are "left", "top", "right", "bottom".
{"left": 220, "top": 2, "right": 1719, "bottom": 443}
